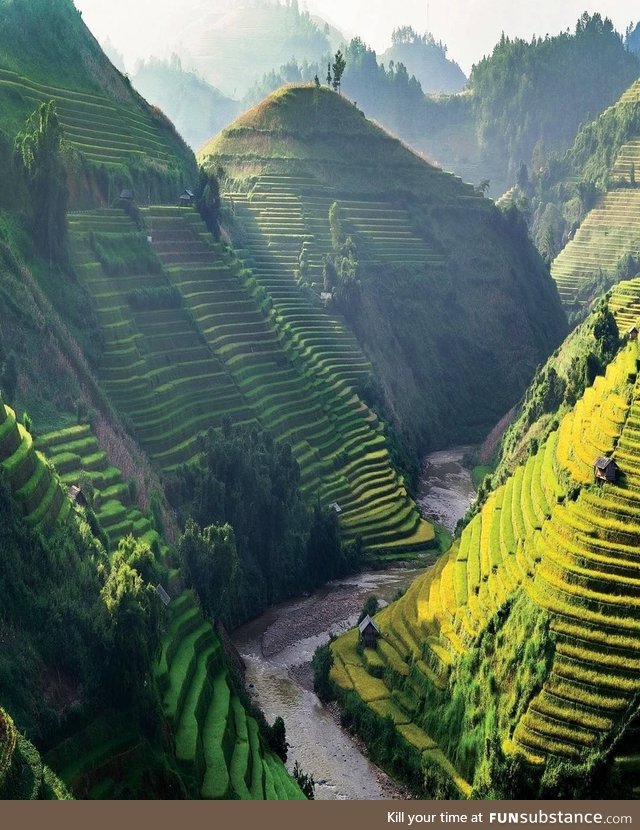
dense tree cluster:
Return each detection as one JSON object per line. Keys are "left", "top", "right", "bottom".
{"left": 167, "top": 423, "right": 363, "bottom": 627}
{"left": 14, "top": 101, "right": 68, "bottom": 266}
{"left": 470, "top": 13, "right": 640, "bottom": 183}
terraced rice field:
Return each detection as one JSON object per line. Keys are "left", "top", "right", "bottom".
{"left": 140, "top": 204, "right": 432, "bottom": 552}
{"left": 33, "top": 422, "right": 299, "bottom": 799}
{"left": 0, "top": 399, "right": 69, "bottom": 532}
{"left": 68, "top": 204, "right": 430, "bottom": 551}
{"left": 36, "top": 424, "right": 161, "bottom": 553}
{"left": 331, "top": 280, "right": 640, "bottom": 789}
{"left": 551, "top": 190, "right": 640, "bottom": 305}
{"left": 155, "top": 591, "right": 304, "bottom": 800}
{"left": 0, "top": 68, "right": 178, "bottom": 169}
{"left": 68, "top": 210, "right": 254, "bottom": 471}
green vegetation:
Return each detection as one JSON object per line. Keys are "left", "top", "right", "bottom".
{"left": 247, "top": 15, "right": 638, "bottom": 195}
{"left": 470, "top": 14, "right": 639, "bottom": 188}
{"left": 492, "top": 295, "right": 623, "bottom": 490}
{"left": 170, "top": 423, "right": 362, "bottom": 627}
{"left": 203, "top": 85, "right": 566, "bottom": 459}
{"left": 329, "top": 287, "right": 640, "bottom": 795}
{"left": 15, "top": 101, "right": 68, "bottom": 265}
{"left": 0, "top": 708, "right": 71, "bottom": 799}
{"left": 0, "top": 0, "right": 196, "bottom": 208}
{"left": 380, "top": 27, "right": 466, "bottom": 95}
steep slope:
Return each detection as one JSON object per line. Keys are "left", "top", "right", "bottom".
{"left": 66, "top": 205, "right": 432, "bottom": 553}
{"left": 0, "top": 412, "right": 305, "bottom": 800}
{"left": 329, "top": 278, "right": 640, "bottom": 797}
{"left": 201, "top": 85, "right": 566, "bottom": 454}
{"left": 0, "top": 708, "right": 70, "bottom": 799}
{"left": 0, "top": 0, "right": 196, "bottom": 205}
{"left": 546, "top": 80, "right": 640, "bottom": 309}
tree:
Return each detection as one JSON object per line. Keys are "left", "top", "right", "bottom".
{"left": 331, "top": 50, "right": 346, "bottom": 93}
{"left": 293, "top": 761, "right": 315, "bottom": 799}
{"left": 101, "top": 552, "right": 160, "bottom": 700}
{"left": 14, "top": 101, "right": 68, "bottom": 267}
{"left": 178, "top": 519, "right": 241, "bottom": 624}
{"left": 196, "top": 165, "right": 221, "bottom": 236}
{"left": 326, "top": 62, "right": 332, "bottom": 87}
{"left": 267, "top": 716, "right": 289, "bottom": 761}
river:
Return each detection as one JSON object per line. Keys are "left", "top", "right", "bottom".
{"left": 231, "top": 447, "right": 477, "bottom": 800}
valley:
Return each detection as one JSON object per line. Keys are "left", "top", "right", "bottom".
{"left": 2, "top": 0, "right": 640, "bottom": 805}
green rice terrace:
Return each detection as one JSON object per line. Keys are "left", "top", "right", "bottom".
{"left": 0, "top": 0, "right": 195, "bottom": 205}
{"left": 551, "top": 190, "right": 640, "bottom": 306}
{"left": 28, "top": 419, "right": 303, "bottom": 800}
{"left": 0, "top": 707, "right": 70, "bottom": 799}
{"left": 67, "top": 205, "right": 433, "bottom": 553}
{"left": 0, "top": 398, "right": 69, "bottom": 533}
{"left": 202, "top": 84, "right": 567, "bottom": 455}
{"left": 0, "top": 68, "right": 183, "bottom": 171}
{"left": 551, "top": 78, "right": 640, "bottom": 308}
{"left": 329, "top": 278, "right": 640, "bottom": 797}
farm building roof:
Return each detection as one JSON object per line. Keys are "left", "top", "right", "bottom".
{"left": 358, "top": 614, "right": 379, "bottom": 634}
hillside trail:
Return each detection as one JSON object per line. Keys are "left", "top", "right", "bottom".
{"left": 232, "top": 447, "right": 476, "bottom": 800}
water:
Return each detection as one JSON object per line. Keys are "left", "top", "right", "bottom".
{"left": 417, "top": 446, "right": 477, "bottom": 533}
{"left": 231, "top": 447, "right": 476, "bottom": 800}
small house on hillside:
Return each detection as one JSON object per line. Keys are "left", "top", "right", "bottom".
{"left": 358, "top": 614, "right": 380, "bottom": 649}
{"left": 68, "top": 485, "right": 88, "bottom": 508}
{"left": 155, "top": 584, "right": 171, "bottom": 607}
{"left": 593, "top": 456, "right": 618, "bottom": 484}
{"left": 179, "top": 189, "right": 195, "bottom": 206}
{"left": 330, "top": 502, "right": 342, "bottom": 515}
{"left": 119, "top": 189, "right": 134, "bottom": 202}
{"left": 628, "top": 325, "right": 639, "bottom": 342}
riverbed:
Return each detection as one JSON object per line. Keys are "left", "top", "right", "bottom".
{"left": 231, "top": 447, "right": 477, "bottom": 800}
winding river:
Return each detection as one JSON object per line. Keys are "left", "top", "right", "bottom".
{"left": 231, "top": 447, "right": 477, "bottom": 800}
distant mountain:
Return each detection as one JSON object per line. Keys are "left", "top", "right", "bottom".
{"left": 380, "top": 26, "right": 466, "bottom": 95}
{"left": 132, "top": 56, "right": 240, "bottom": 151}
{"left": 627, "top": 21, "right": 640, "bottom": 56}
{"left": 176, "top": 0, "right": 341, "bottom": 98}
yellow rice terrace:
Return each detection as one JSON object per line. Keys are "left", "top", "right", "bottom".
{"left": 327, "top": 279, "right": 640, "bottom": 798}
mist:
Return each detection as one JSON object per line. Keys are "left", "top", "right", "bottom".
{"left": 74, "top": 0, "right": 638, "bottom": 75}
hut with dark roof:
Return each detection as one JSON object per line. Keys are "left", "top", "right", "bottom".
{"left": 358, "top": 614, "right": 380, "bottom": 649}
{"left": 593, "top": 456, "right": 618, "bottom": 484}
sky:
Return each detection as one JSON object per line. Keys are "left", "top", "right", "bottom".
{"left": 74, "top": 0, "right": 639, "bottom": 75}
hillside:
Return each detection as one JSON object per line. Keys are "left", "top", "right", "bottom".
{"left": 201, "top": 85, "right": 566, "bottom": 456}
{"left": 65, "top": 203, "right": 432, "bottom": 554}
{"left": 521, "top": 79, "right": 640, "bottom": 311}
{"left": 0, "top": 0, "right": 196, "bottom": 206}
{"left": 0, "top": 708, "right": 70, "bottom": 799}
{"left": 328, "top": 276, "right": 640, "bottom": 798}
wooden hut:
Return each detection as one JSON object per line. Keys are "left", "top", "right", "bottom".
{"left": 179, "top": 189, "right": 195, "bottom": 206}
{"left": 628, "top": 325, "right": 639, "bottom": 342}
{"left": 358, "top": 614, "right": 380, "bottom": 648}
{"left": 593, "top": 456, "right": 618, "bottom": 484}
{"left": 68, "top": 485, "right": 88, "bottom": 507}
{"left": 119, "top": 189, "right": 134, "bottom": 201}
